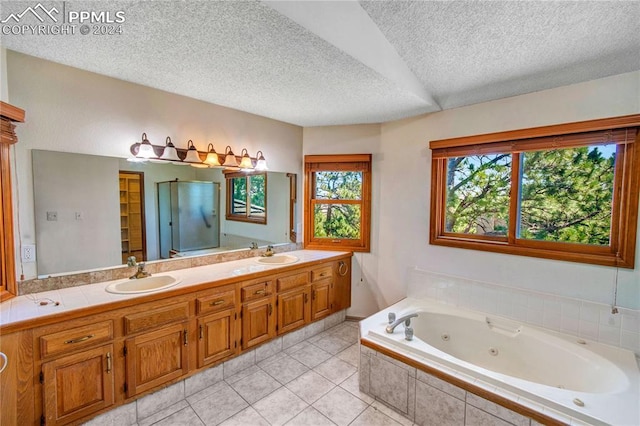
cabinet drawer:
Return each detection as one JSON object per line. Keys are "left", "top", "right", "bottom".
{"left": 241, "top": 282, "right": 270, "bottom": 302}
{"left": 197, "top": 286, "right": 236, "bottom": 314}
{"left": 124, "top": 302, "right": 190, "bottom": 335}
{"left": 310, "top": 266, "right": 332, "bottom": 282}
{"left": 40, "top": 320, "right": 113, "bottom": 358}
{"left": 276, "top": 272, "right": 309, "bottom": 292}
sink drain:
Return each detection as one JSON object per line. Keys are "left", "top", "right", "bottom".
{"left": 488, "top": 347, "right": 499, "bottom": 356}
{"left": 441, "top": 333, "right": 450, "bottom": 341}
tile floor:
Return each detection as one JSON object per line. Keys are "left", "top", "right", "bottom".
{"left": 98, "top": 320, "right": 416, "bottom": 426}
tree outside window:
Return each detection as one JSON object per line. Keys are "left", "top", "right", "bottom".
{"left": 430, "top": 115, "right": 640, "bottom": 268}
{"left": 226, "top": 172, "right": 267, "bottom": 224}
{"left": 304, "top": 155, "right": 371, "bottom": 252}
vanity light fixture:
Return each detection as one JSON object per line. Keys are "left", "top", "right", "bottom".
{"left": 135, "top": 133, "right": 157, "bottom": 160}
{"left": 222, "top": 146, "right": 240, "bottom": 168}
{"left": 183, "top": 140, "right": 207, "bottom": 168}
{"left": 204, "top": 143, "right": 222, "bottom": 167}
{"left": 239, "top": 148, "right": 254, "bottom": 170}
{"left": 254, "top": 150, "right": 268, "bottom": 171}
{"left": 157, "top": 136, "right": 182, "bottom": 163}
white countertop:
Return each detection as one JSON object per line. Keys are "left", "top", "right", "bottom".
{"left": 1, "top": 250, "right": 349, "bottom": 329}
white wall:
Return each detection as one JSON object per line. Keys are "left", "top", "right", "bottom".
{"left": 33, "top": 150, "right": 121, "bottom": 274}
{"left": 304, "top": 71, "right": 640, "bottom": 317}
{"left": 6, "top": 50, "right": 303, "bottom": 280}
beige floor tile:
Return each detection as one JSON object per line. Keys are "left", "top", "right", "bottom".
{"left": 286, "top": 370, "right": 336, "bottom": 404}
{"left": 312, "top": 387, "right": 368, "bottom": 426}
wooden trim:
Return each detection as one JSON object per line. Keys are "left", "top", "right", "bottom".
{"left": 361, "top": 339, "right": 567, "bottom": 426}
{"left": 430, "top": 114, "right": 640, "bottom": 150}
{"left": 429, "top": 117, "right": 639, "bottom": 269}
{"left": 304, "top": 154, "right": 372, "bottom": 252}
{"left": 287, "top": 173, "right": 297, "bottom": 243}
{"left": 0, "top": 102, "right": 23, "bottom": 302}
{"left": 225, "top": 172, "right": 267, "bottom": 225}
{"left": 0, "top": 101, "right": 26, "bottom": 123}
{"left": 304, "top": 154, "right": 371, "bottom": 164}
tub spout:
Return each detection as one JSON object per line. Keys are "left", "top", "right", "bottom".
{"left": 385, "top": 313, "right": 418, "bottom": 333}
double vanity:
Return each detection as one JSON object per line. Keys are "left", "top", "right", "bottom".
{"left": 0, "top": 249, "right": 352, "bottom": 425}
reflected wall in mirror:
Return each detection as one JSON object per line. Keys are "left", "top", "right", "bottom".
{"left": 32, "top": 150, "right": 294, "bottom": 276}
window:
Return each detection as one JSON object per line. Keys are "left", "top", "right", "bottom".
{"left": 226, "top": 172, "right": 267, "bottom": 224}
{"left": 304, "top": 154, "right": 371, "bottom": 252}
{"left": 430, "top": 115, "right": 640, "bottom": 268}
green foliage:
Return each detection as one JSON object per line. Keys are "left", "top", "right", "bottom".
{"left": 445, "top": 154, "right": 511, "bottom": 235}
{"left": 313, "top": 171, "right": 362, "bottom": 239}
{"left": 445, "top": 145, "right": 616, "bottom": 245}
{"left": 520, "top": 146, "right": 614, "bottom": 245}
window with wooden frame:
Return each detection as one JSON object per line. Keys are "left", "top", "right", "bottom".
{"left": 304, "top": 154, "right": 371, "bottom": 252}
{"left": 225, "top": 171, "right": 267, "bottom": 224}
{"left": 429, "top": 114, "right": 640, "bottom": 268}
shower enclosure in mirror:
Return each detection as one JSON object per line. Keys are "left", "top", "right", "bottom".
{"left": 158, "top": 181, "right": 220, "bottom": 259}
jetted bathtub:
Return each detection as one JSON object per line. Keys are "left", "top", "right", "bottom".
{"left": 361, "top": 298, "right": 640, "bottom": 425}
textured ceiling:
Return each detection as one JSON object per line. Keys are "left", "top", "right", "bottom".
{"left": 1, "top": 1, "right": 639, "bottom": 126}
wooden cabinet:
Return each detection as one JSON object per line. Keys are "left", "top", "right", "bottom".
{"left": 123, "top": 301, "right": 191, "bottom": 397}
{"left": 332, "top": 258, "right": 352, "bottom": 312}
{"left": 311, "top": 279, "right": 332, "bottom": 321}
{"left": 241, "top": 280, "right": 276, "bottom": 350}
{"left": 42, "top": 344, "right": 115, "bottom": 425}
{"left": 277, "top": 285, "right": 310, "bottom": 334}
{"left": 1, "top": 254, "right": 351, "bottom": 425}
{"left": 196, "top": 285, "right": 238, "bottom": 367}
{"left": 35, "top": 319, "right": 116, "bottom": 425}
{"left": 124, "top": 322, "right": 189, "bottom": 397}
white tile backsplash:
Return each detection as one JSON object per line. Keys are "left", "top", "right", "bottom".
{"left": 407, "top": 268, "right": 640, "bottom": 356}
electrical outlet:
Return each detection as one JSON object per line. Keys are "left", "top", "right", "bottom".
{"left": 22, "top": 245, "right": 36, "bottom": 263}
{"left": 46, "top": 211, "right": 58, "bottom": 221}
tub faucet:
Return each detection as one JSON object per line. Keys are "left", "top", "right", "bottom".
{"left": 386, "top": 313, "right": 418, "bottom": 333}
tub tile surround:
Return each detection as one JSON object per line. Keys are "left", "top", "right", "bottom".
{"left": 84, "top": 312, "right": 410, "bottom": 426}
{"left": 359, "top": 345, "right": 588, "bottom": 426}
{"left": 16, "top": 242, "right": 302, "bottom": 296}
{"left": 408, "top": 268, "right": 640, "bottom": 357}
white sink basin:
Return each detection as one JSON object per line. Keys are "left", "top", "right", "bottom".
{"left": 254, "top": 254, "right": 299, "bottom": 265}
{"left": 105, "top": 275, "right": 181, "bottom": 294}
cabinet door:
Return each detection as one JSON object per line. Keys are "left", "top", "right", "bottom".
{"left": 241, "top": 297, "right": 276, "bottom": 350}
{"left": 42, "top": 344, "right": 114, "bottom": 425}
{"left": 198, "top": 309, "right": 237, "bottom": 367}
{"left": 125, "top": 322, "right": 189, "bottom": 397}
{"left": 277, "top": 286, "right": 310, "bottom": 335}
{"left": 311, "top": 280, "right": 332, "bottom": 321}
{"left": 332, "top": 259, "right": 352, "bottom": 312}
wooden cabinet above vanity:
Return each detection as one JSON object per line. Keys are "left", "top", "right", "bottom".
{"left": 0, "top": 251, "right": 351, "bottom": 426}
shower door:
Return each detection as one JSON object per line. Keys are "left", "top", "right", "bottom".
{"left": 158, "top": 181, "right": 220, "bottom": 258}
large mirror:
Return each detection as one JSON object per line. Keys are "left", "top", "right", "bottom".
{"left": 32, "top": 150, "right": 296, "bottom": 276}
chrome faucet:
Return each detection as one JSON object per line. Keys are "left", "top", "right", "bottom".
{"left": 385, "top": 313, "right": 418, "bottom": 333}
{"left": 263, "top": 245, "right": 274, "bottom": 257}
{"left": 250, "top": 242, "right": 259, "bottom": 250}
{"left": 128, "top": 257, "right": 151, "bottom": 280}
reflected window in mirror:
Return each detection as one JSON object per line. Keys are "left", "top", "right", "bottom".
{"left": 226, "top": 172, "right": 267, "bottom": 224}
